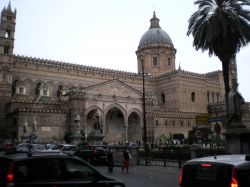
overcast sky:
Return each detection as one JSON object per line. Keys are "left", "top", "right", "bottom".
{"left": 1, "top": 0, "right": 249, "bottom": 101}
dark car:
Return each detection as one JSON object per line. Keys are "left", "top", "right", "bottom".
{"left": 75, "top": 145, "right": 108, "bottom": 165}
{"left": 179, "top": 154, "right": 250, "bottom": 187}
{"left": 0, "top": 152, "right": 125, "bottom": 187}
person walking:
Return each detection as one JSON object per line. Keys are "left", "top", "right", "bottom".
{"left": 106, "top": 147, "right": 114, "bottom": 173}
{"left": 122, "top": 146, "right": 131, "bottom": 173}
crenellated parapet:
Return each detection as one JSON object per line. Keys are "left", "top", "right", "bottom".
{"left": 13, "top": 54, "right": 156, "bottom": 81}
{"left": 154, "top": 69, "right": 221, "bottom": 83}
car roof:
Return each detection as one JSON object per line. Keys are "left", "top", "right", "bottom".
{"left": 186, "top": 154, "right": 250, "bottom": 166}
{"left": 0, "top": 152, "right": 77, "bottom": 161}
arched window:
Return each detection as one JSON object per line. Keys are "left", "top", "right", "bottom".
{"left": 57, "top": 85, "right": 64, "bottom": 97}
{"left": 191, "top": 92, "right": 195, "bottom": 102}
{"left": 168, "top": 58, "right": 171, "bottom": 66}
{"left": 156, "top": 120, "right": 159, "bottom": 126}
{"left": 152, "top": 57, "right": 158, "bottom": 66}
{"left": 12, "top": 80, "right": 26, "bottom": 95}
{"left": 36, "top": 82, "right": 42, "bottom": 96}
{"left": 5, "top": 28, "right": 11, "bottom": 38}
{"left": 4, "top": 45, "right": 9, "bottom": 54}
{"left": 12, "top": 80, "right": 18, "bottom": 95}
{"left": 207, "top": 92, "right": 210, "bottom": 104}
{"left": 161, "top": 93, "right": 165, "bottom": 104}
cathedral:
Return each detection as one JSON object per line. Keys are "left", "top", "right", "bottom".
{"left": 0, "top": 3, "right": 227, "bottom": 144}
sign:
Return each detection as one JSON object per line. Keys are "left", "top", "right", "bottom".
{"left": 196, "top": 114, "right": 210, "bottom": 126}
{"left": 208, "top": 117, "right": 225, "bottom": 123}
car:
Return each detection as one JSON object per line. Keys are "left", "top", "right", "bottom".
{"left": 50, "top": 144, "right": 78, "bottom": 154}
{"left": 179, "top": 154, "right": 250, "bottom": 187}
{"left": 75, "top": 145, "right": 109, "bottom": 165}
{"left": 0, "top": 151, "right": 125, "bottom": 187}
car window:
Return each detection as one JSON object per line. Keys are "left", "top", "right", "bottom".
{"left": 52, "top": 145, "right": 63, "bottom": 150}
{"left": 64, "top": 158, "right": 96, "bottom": 180}
{"left": 14, "top": 158, "right": 63, "bottom": 182}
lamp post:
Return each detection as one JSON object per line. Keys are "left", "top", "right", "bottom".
{"left": 141, "top": 60, "right": 148, "bottom": 165}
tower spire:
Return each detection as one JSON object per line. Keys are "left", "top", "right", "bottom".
{"left": 7, "top": 1, "right": 12, "bottom": 11}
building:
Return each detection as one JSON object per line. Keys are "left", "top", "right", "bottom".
{"left": 0, "top": 3, "right": 227, "bottom": 144}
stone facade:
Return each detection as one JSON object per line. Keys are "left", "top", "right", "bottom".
{"left": 0, "top": 4, "right": 229, "bottom": 144}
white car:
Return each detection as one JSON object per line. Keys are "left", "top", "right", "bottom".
{"left": 179, "top": 154, "right": 250, "bottom": 187}
{"left": 50, "top": 144, "right": 78, "bottom": 154}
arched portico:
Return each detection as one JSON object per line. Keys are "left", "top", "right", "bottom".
{"left": 104, "top": 105, "right": 126, "bottom": 144}
{"left": 128, "top": 111, "right": 142, "bottom": 143}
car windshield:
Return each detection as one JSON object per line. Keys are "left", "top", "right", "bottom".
{"left": 52, "top": 145, "right": 64, "bottom": 150}
{"left": 182, "top": 163, "right": 232, "bottom": 187}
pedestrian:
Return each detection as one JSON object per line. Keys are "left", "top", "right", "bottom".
{"left": 122, "top": 146, "right": 131, "bottom": 173}
{"left": 90, "top": 147, "right": 97, "bottom": 165}
{"left": 106, "top": 147, "right": 114, "bottom": 173}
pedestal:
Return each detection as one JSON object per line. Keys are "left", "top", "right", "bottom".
{"left": 70, "top": 133, "right": 82, "bottom": 145}
{"left": 224, "top": 123, "right": 250, "bottom": 154}
{"left": 87, "top": 130, "right": 104, "bottom": 145}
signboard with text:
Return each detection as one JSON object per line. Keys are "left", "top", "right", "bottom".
{"left": 196, "top": 114, "right": 210, "bottom": 127}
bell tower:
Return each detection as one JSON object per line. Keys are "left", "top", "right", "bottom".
{"left": 0, "top": 2, "right": 16, "bottom": 133}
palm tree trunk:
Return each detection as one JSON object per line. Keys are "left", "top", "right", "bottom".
{"left": 222, "top": 61, "right": 230, "bottom": 126}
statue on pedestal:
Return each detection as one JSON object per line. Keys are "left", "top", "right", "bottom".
{"left": 73, "top": 112, "right": 81, "bottom": 133}
{"left": 228, "top": 79, "right": 245, "bottom": 125}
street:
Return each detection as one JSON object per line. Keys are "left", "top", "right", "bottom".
{"left": 97, "top": 165, "right": 180, "bottom": 187}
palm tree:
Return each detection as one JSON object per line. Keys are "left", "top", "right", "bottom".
{"left": 187, "top": 0, "right": 250, "bottom": 123}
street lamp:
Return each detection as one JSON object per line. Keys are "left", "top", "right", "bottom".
{"left": 141, "top": 60, "right": 148, "bottom": 165}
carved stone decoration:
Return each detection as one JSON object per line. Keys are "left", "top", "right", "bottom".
{"left": 71, "top": 109, "right": 81, "bottom": 133}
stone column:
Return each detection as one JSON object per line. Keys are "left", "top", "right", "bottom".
{"left": 124, "top": 124, "right": 128, "bottom": 142}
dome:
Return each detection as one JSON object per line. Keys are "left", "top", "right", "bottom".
{"left": 139, "top": 12, "right": 173, "bottom": 47}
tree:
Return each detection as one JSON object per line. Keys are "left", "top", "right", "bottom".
{"left": 187, "top": 0, "right": 250, "bottom": 122}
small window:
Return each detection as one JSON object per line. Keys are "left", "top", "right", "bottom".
{"left": 156, "top": 120, "right": 159, "bottom": 126}
{"left": 168, "top": 58, "right": 171, "bottom": 66}
{"left": 5, "top": 29, "right": 11, "bottom": 38}
{"left": 7, "top": 16, "right": 11, "bottom": 21}
{"left": 153, "top": 57, "right": 158, "bottom": 66}
{"left": 161, "top": 93, "right": 165, "bottom": 104}
{"left": 191, "top": 92, "right": 195, "bottom": 102}
{"left": 36, "top": 83, "right": 42, "bottom": 95}
{"left": 4, "top": 45, "right": 9, "bottom": 54}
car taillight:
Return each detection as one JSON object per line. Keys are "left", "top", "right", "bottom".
{"left": 200, "top": 163, "right": 212, "bottom": 167}
{"left": 179, "top": 167, "right": 183, "bottom": 186}
{"left": 231, "top": 167, "right": 238, "bottom": 187}
{"left": 6, "top": 162, "right": 15, "bottom": 183}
